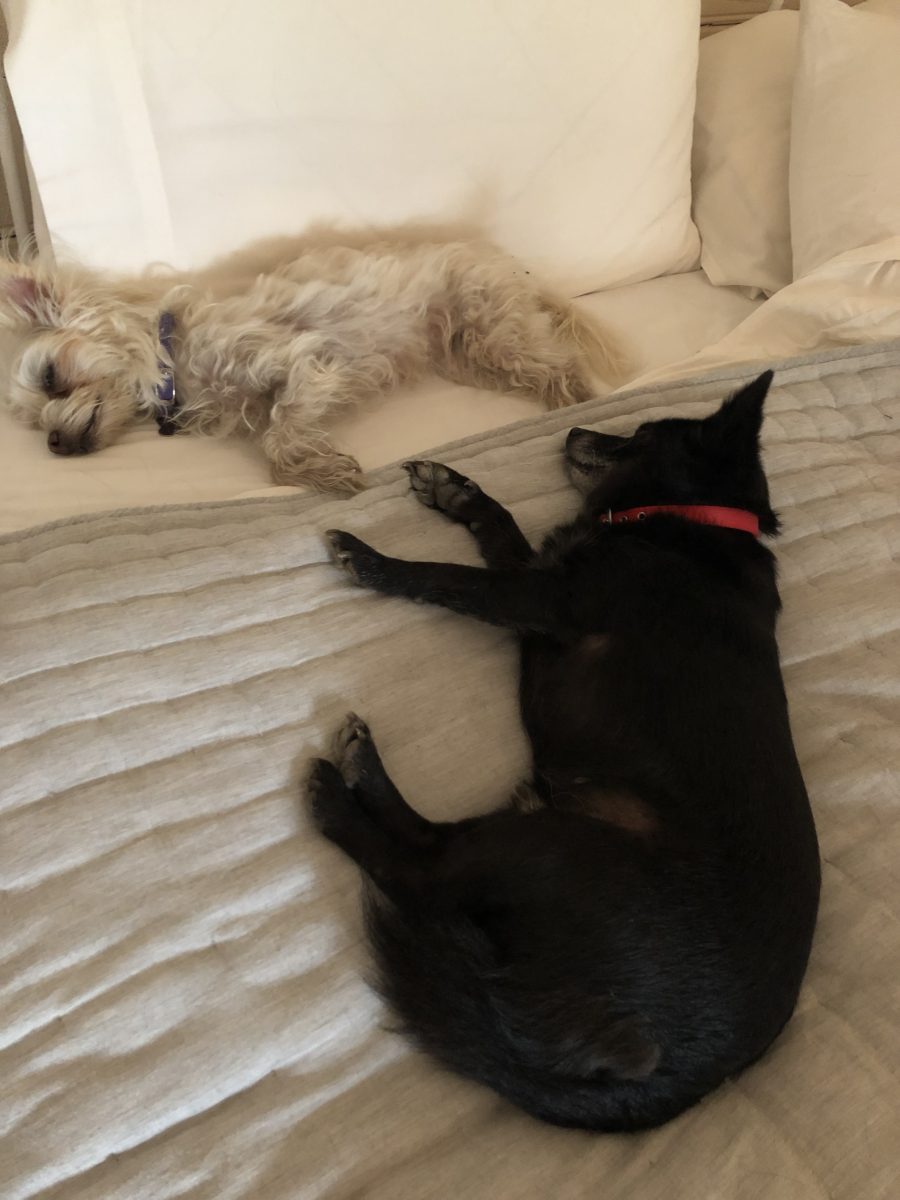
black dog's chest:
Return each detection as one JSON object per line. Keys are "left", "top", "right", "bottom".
{"left": 519, "top": 523, "right": 783, "bottom": 789}
{"left": 535, "top": 523, "right": 687, "bottom": 635}
{"left": 536, "top": 517, "right": 599, "bottom": 569}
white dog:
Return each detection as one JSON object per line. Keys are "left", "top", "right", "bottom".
{"left": 0, "top": 229, "right": 617, "bottom": 492}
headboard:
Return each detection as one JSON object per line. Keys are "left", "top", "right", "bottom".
{"left": 701, "top": 0, "right": 862, "bottom": 36}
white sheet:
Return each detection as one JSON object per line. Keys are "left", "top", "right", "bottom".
{"left": 0, "top": 270, "right": 761, "bottom": 535}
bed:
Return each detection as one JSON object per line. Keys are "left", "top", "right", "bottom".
{"left": 1, "top": 2, "right": 899, "bottom": 1198}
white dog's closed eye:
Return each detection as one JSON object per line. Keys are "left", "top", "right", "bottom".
{"left": 42, "top": 360, "right": 70, "bottom": 399}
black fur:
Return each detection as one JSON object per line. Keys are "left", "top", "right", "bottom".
{"left": 307, "top": 371, "right": 820, "bottom": 1131}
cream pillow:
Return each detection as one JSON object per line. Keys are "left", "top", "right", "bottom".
{"left": 790, "top": 0, "right": 900, "bottom": 278}
{"left": 693, "top": 11, "right": 798, "bottom": 297}
{"left": 5, "top": 0, "right": 701, "bottom": 296}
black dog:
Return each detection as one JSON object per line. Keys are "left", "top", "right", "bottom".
{"left": 308, "top": 370, "right": 820, "bottom": 1131}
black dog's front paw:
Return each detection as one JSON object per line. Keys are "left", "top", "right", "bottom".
{"left": 325, "top": 530, "right": 386, "bottom": 587}
{"left": 403, "top": 461, "right": 482, "bottom": 523}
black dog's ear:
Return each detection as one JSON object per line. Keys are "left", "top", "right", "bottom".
{"left": 703, "top": 370, "right": 774, "bottom": 451}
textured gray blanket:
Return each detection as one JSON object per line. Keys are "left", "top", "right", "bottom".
{"left": 2, "top": 340, "right": 899, "bottom": 1199}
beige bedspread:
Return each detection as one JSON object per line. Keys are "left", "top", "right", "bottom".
{"left": 2, "top": 341, "right": 898, "bottom": 1199}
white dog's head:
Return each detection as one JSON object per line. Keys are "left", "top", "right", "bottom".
{"left": 0, "top": 262, "right": 163, "bottom": 456}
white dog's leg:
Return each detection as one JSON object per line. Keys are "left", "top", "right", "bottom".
{"left": 440, "top": 323, "right": 593, "bottom": 409}
{"left": 259, "top": 330, "right": 415, "bottom": 492}
{"left": 435, "top": 293, "right": 598, "bottom": 410}
{"left": 261, "top": 410, "right": 363, "bottom": 493}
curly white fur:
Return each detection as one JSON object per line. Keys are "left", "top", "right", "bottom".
{"left": 0, "top": 229, "right": 621, "bottom": 492}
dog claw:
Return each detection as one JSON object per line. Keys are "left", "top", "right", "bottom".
{"left": 333, "top": 711, "right": 370, "bottom": 760}
{"left": 324, "top": 529, "right": 357, "bottom": 577}
{"left": 324, "top": 529, "right": 384, "bottom": 587}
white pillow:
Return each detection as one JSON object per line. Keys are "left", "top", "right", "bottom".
{"left": 4, "top": 0, "right": 701, "bottom": 297}
{"left": 790, "top": 0, "right": 900, "bottom": 279}
{"left": 693, "top": 12, "right": 798, "bottom": 297}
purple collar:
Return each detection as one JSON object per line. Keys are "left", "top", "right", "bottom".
{"left": 154, "top": 312, "right": 179, "bottom": 436}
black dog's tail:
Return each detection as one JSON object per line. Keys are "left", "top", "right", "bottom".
{"left": 365, "top": 891, "right": 696, "bottom": 1132}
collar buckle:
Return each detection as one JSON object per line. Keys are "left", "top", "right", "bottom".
{"left": 155, "top": 312, "right": 180, "bottom": 436}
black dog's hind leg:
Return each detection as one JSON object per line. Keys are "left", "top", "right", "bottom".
{"left": 307, "top": 758, "right": 411, "bottom": 893}
{"left": 403, "top": 460, "right": 534, "bottom": 569}
{"left": 325, "top": 532, "right": 564, "bottom": 635}
{"left": 308, "top": 715, "right": 446, "bottom": 896}
{"left": 333, "top": 713, "right": 438, "bottom": 849}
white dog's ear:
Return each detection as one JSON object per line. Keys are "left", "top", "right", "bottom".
{"left": 0, "top": 269, "right": 58, "bottom": 327}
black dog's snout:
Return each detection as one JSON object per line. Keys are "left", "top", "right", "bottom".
{"left": 566, "top": 427, "right": 600, "bottom": 462}
{"left": 566, "top": 427, "right": 628, "bottom": 462}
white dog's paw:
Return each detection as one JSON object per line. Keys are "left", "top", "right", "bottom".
{"left": 273, "top": 452, "right": 364, "bottom": 494}
{"left": 322, "top": 454, "right": 365, "bottom": 495}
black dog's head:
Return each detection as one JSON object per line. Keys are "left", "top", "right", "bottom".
{"left": 565, "top": 371, "right": 779, "bottom": 536}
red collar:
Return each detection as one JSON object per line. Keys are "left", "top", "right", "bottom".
{"left": 599, "top": 504, "right": 760, "bottom": 537}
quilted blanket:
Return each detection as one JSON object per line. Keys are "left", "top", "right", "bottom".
{"left": 2, "top": 340, "right": 898, "bottom": 1199}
